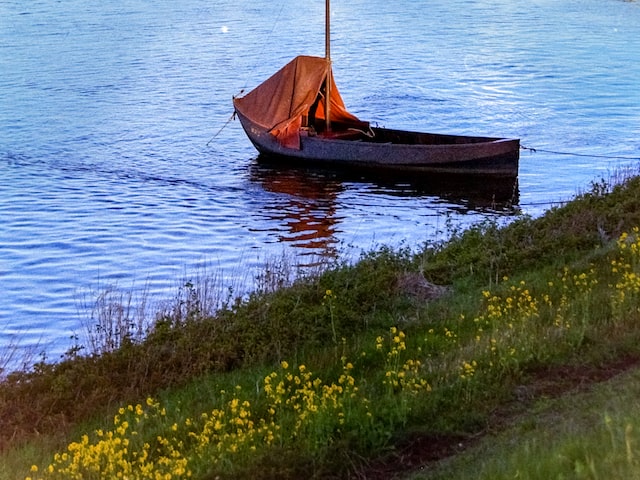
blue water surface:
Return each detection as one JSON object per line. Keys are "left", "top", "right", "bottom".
{"left": 1, "top": 0, "right": 639, "bottom": 363}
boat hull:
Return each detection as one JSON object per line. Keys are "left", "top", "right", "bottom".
{"left": 235, "top": 109, "right": 519, "bottom": 177}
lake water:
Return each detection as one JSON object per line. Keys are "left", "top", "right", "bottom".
{"left": 1, "top": 0, "right": 639, "bottom": 364}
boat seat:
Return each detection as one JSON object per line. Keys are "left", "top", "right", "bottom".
{"left": 320, "top": 129, "right": 364, "bottom": 140}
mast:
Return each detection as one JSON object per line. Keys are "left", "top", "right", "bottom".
{"left": 325, "top": 0, "right": 331, "bottom": 132}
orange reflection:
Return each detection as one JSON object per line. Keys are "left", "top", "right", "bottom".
{"left": 250, "top": 163, "right": 343, "bottom": 260}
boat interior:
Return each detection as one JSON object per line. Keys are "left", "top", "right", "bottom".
{"left": 303, "top": 90, "right": 498, "bottom": 146}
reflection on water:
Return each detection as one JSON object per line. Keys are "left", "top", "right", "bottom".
{"left": 249, "top": 161, "right": 344, "bottom": 259}
{"left": 249, "top": 155, "right": 520, "bottom": 256}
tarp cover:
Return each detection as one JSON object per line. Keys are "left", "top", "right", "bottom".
{"left": 234, "top": 55, "right": 361, "bottom": 149}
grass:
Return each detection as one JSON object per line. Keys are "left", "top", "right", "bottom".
{"left": 3, "top": 174, "right": 640, "bottom": 478}
{"left": 417, "top": 363, "right": 640, "bottom": 480}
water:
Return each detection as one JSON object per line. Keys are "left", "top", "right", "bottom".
{"left": 1, "top": 0, "right": 639, "bottom": 362}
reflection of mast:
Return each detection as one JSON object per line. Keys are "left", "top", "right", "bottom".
{"left": 250, "top": 164, "right": 343, "bottom": 260}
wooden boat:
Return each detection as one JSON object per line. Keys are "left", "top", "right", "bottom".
{"left": 233, "top": 3, "right": 519, "bottom": 177}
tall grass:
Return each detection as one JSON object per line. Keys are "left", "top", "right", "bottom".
{"left": 78, "top": 283, "right": 151, "bottom": 356}
{"left": 0, "top": 334, "right": 40, "bottom": 379}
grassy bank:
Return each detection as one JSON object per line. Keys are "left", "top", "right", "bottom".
{"left": 3, "top": 174, "right": 640, "bottom": 479}
{"left": 417, "top": 361, "right": 640, "bottom": 480}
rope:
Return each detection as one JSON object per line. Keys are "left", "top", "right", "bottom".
{"left": 207, "top": 1, "right": 288, "bottom": 148}
{"left": 206, "top": 111, "right": 236, "bottom": 147}
{"left": 521, "top": 145, "right": 640, "bottom": 161}
{"left": 239, "top": 1, "right": 288, "bottom": 92}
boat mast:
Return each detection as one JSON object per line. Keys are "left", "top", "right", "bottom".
{"left": 325, "top": 0, "right": 331, "bottom": 132}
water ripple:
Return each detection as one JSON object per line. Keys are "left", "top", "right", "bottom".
{"left": 1, "top": 0, "right": 639, "bottom": 362}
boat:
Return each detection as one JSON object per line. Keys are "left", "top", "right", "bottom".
{"left": 233, "top": 2, "right": 520, "bottom": 177}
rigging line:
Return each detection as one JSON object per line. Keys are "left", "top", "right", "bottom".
{"left": 210, "top": 1, "right": 287, "bottom": 146}
{"left": 521, "top": 145, "right": 640, "bottom": 161}
{"left": 240, "top": 0, "right": 288, "bottom": 92}
{"left": 206, "top": 111, "right": 236, "bottom": 147}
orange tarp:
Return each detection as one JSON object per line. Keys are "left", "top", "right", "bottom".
{"left": 234, "top": 55, "right": 360, "bottom": 149}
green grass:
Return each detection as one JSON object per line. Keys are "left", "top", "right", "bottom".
{"left": 416, "top": 365, "right": 640, "bottom": 480}
{"left": 3, "top": 174, "right": 640, "bottom": 479}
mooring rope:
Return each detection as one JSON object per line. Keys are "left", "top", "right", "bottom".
{"left": 521, "top": 145, "right": 640, "bottom": 161}
{"left": 206, "top": 111, "right": 236, "bottom": 147}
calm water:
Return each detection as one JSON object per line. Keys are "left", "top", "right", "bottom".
{"left": 1, "top": 0, "right": 639, "bottom": 362}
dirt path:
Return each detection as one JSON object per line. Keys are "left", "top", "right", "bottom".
{"left": 356, "top": 354, "right": 640, "bottom": 479}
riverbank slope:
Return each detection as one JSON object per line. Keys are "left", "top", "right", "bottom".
{"left": 3, "top": 174, "right": 640, "bottom": 479}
